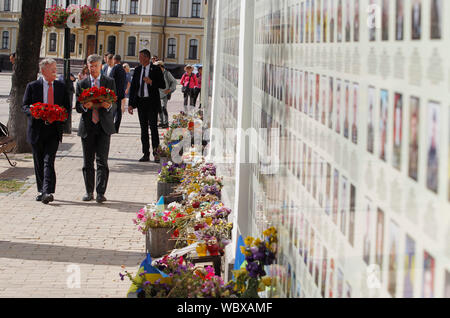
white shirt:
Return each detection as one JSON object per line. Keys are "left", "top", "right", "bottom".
{"left": 139, "top": 64, "right": 150, "bottom": 98}
{"left": 42, "top": 78, "right": 54, "bottom": 104}
{"left": 107, "top": 66, "right": 113, "bottom": 77}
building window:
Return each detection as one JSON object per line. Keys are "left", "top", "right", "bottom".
{"left": 110, "top": 0, "right": 118, "bottom": 14}
{"left": 130, "top": 0, "right": 138, "bottom": 14}
{"left": 49, "top": 33, "right": 57, "bottom": 52}
{"left": 90, "top": 0, "right": 99, "bottom": 8}
{"left": 167, "top": 38, "right": 176, "bottom": 58}
{"left": 188, "top": 39, "right": 198, "bottom": 60}
{"left": 169, "top": 0, "right": 179, "bottom": 17}
{"left": 4, "top": 0, "right": 11, "bottom": 11}
{"left": 70, "top": 33, "right": 76, "bottom": 53}
{"left": 191, "top": 0, "right": 201, "bottom": 18}
{"left": 51, "top": 0, "right": 58, "bottom": 6}
{"left": 2, "top": 31, "right": 9, "bottom": 49}
{"left": 127, "top": 36, "right": 136, "bottom": 56}
{"left": 69, "top": 0, "right": 77, "bottom": 4}
{"left": 107, "top": 35, "right": 116, "bottom": 54}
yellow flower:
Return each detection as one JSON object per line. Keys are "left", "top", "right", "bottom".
{"left": 244, "top": 236, "right": 254, "bottom": 246}
{"left": 254, "top": 238, "right": 262, "bottom": 246}
{"left": 240, "top": 246, "right": 246, "bottom": 255}
{"left": 205, "top": 217, "right": 213, "bottom": 226}
{"left": 261, "top": 276, "right": 272, "bottom": 287}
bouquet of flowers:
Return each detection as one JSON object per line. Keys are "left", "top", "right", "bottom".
{"left": 133, "top": 202, "right": 185, "bottom": 233}
{"left": 79, "top": 5, "right": 101, "bottom": 27}
{"left": 44, "top": 5, "right": 100, "bottom": 29}
{"left": 158, "top": 161, "right": 186, "bottom": 183}
{"left": 78, "top": 86, "right": 117, "bottom": 108}
{"left": 30, "top": 102, "right": 68, "bottom": 124}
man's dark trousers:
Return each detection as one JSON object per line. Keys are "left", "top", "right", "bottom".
{"left": 31, "top": 125, "right": 59, "bottom": 195}
{"left": 81, "top": 123, "right": 111, "bottom": 195}
{"left": 137, "top": 97, "right": 159, "bottom": 156}
{"left": 113, "top": 97, "right": 123, "bottom": 133}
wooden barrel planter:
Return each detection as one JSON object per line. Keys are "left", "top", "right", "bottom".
{"left": 145, "top": 227, "right": 176, "bottom": 258}
{"left": 157, "top": 181, "right": 180, "bottom": 199}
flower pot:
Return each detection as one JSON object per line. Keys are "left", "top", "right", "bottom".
{"left": 145, "top": 227, "right": 176, "bottom": 258}
{"left": 163, "top": 192, "right": 183, "bottom": 205}
{"left": 157, "top": 181, "right": 179, "bottom": 198}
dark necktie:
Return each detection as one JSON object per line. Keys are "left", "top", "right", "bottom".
{"left": 140, "top": 66, "right": 146, "bottom": 97}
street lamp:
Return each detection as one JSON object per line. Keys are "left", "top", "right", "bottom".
{"left": 63, "top": 0, "right": 72, "bottom": 134}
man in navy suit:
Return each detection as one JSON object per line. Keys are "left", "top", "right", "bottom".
{"left": 109, "top": 54, "right": 126, "bottom": 133}
{"left": 128, "top": 49, "right": 165, "bottom": 163}
{"left": 76, "top": 54, "right": 117, "bottom": 203}
{"left": 22, "top": 59, "right": 71, "bottom": 204}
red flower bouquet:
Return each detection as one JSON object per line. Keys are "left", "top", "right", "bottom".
{"left": 30, "top": 103, "right": 68, "bottom": 124}
{"left": 78, "top": 86, "right": 117, "bottom": 108}
{"left": 44, "top": 5, "right": 100, "bottom": 29}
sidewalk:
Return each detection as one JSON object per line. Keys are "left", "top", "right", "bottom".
{"left": 0, "top": 84, "right": 185, "bottom": 297}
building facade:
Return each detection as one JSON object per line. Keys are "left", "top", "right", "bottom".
{"left": 0, "top": 0, "right": 204, "bottom": 71}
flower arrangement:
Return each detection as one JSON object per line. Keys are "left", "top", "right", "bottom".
{"left": 44, "top": 5, "right": 100, "bottom": 29}
{"left": 133, "top": 202, "right": 184, "bottom": 233}
{"left": 121, "top": 256, "right": 237, "bottom": 298}
{"left": 78, "top": 86, "right": 117, "bottom": 107}
{"left": 158, "top": 161, "right": 186, "bottom": 183}
{"left": 233, "top": 227, "right": 278, "bottom": 297}
{"left": 30, "top": 102, "right": 68, "bottom": 124}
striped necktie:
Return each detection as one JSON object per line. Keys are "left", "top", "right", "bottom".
{"left": 92, "top": 78, "right": 100, "bottom": 124}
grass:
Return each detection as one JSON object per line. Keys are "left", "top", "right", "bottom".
{"left": 0, "top": 179, "right": 26, "bottom": 193}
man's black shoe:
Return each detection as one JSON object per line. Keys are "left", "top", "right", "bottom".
{"left": 42, "top": 194, "right": 54, "bottom": 205}
{"left": 82, "top": 193, "right": 94, "bottom": 202}
{"left": 96, "top": 194, "right": 107, "bottom": 203}
{"left": 36, "top": 193, "right": 43, "bottom": 202}
{"left": 139, "top": 155, "right": 150, "bottom": 162}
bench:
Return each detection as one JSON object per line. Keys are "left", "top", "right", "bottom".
{"left": 0, "top": 122, "right": 17, "bottom": 167}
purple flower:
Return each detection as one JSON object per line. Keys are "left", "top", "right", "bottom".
{"left": 119, "top": 273, "right": 125, "bottom": 281}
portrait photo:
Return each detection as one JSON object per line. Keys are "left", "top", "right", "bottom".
{"left": 367, "top": 86, "right": 376, "bottom": 154}
{"left": 329, "top": 0, "right": 335, "bottom": 42}
{"left": 328, "top": 77, "right": 334, "bottom": 129}
{"left": 422, "top": 251, "right": 435, "bottom": 298}
{"left": 323, "top": 0, "right": 328, "bottom": 42}
{"left": 321, "top": 75, "right": 327, "bottom": 125}
{"left": 328, "top": 258, "right": 335, "bottom": 298}
{"left": 426, "top": 101, "right": 440, "bottom": 193}
{"left": 403, "top": 234, "right": 416, "bottom": 298}
{"left": 349, "top": 184, "right": 356, "bottom": 246}
{"left": 344, "top": 81, "right": 350, "bottom": 139}
{"left": 345, "top": 0, "right": 351, "bottom": 42}
{"left": 351, "top": 83, "right": 359, "bottom": 144}
{"left": 411, "top": 0, "right": 422, "bottom": 40}
{"left": 363, "top": 198, "right": 372, "bottom": 265}
{"left": 325, "top": 163, "right": 332, "bottom": 215}
{"left": 393, "top": 93, "right": 403, "bottom": 171}
{"left": 430, "top": 0, "right": 442, "bottom": 39}
{"left": 337, "top": 268, "right": 344, "bottom": 298}
{"left": 321, "top": 247, "right": 328, "bottom": 297}
{"left": 380, "top": 89, "right": 389, "bottom": 162}
{"left": 333, "top": 169, "right": 340, "bottom": 225}
{"left": 369, "top": 0, "right": 377, "bottom": 41}
{"left": 311, "top": 0, "right": 316, "bottom": 43}
{"left": 316, "top": 0, "right": 321, "bottom": 42}
{"left": 336, "top": 79, "right": 342, "bottom": 134}
{"left": 388, "top": 220, "right": 399, "bottom": 298}
{"left": 408, "top": 97, "right": 420, "bottom": 181}
{"left": 396, "top": 0, "right": 404, "bottom": 40}
{"left": 375, "top": 208, "right": 385, "bottom": 272}
{"left": 354, "top": 0, "right": 360, "bottom": 41}
{"left": 382, "top": 0, "right": 389, "bottom": 40}
{"left": 306, "top": 0, "right": 310, "bottom": 43}
{"left": 340, "top": 176, "right": 348, "bottom": 235}
{"left": 337, "top": 0, "right": 343, "bottom": 42}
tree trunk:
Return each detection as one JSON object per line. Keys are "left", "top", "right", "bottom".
{"left": 8, "top": 0, "right": 46, "bottom": 153}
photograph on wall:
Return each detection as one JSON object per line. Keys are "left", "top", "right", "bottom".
{"left": 309, "top": 228, "right": 315, "bottom": 275}
{"left": 321, "top": 247, "right": 328, "bottom": 297}
{"left": 345, "top": 0, "right": 351, "bottom": 42}
{"left": 319, "top": 159, "right": 325, "bottom": 207}
{"left": 363, "top": 198, "right": 373, "bottom": 265}
{"left": 330, "top": 0, "right": 335, "bottom": 42}
{"left": 340, "top": 176, "right": 348, "bottom": 235}
{"left": 411, "top": 0, "right": 422, "bottom": 40}
{"left": 328, "top": 77, "right": 334, "bottom": 129}
{"left": 337, "top": 0, "right": 343, "bottom": 42}
{"left": 302, "top": 143, "right": 307, "bottom": 186}
{"left": 344, "top": 81, "right": 350, "bottom": 139}
{"left": 430, "top": 0, "right": 442, "bottom": 39}
{"left": 321, "top": 75, "right": 327, "bottom": 125}
{"left": 336, "top": 79, "right": 342, "bottom": 134}
{"left": 345, "top": 282, "right": 352, "bottom": 298}
{"left": 351, "top": 83, "right": 359, "bottom": 144}
{"left": 304, "top": 71, "right": 309, "bottom": 115}
{"left": 375, "top": 208, "right": 385, "bottom": 274}
{"left": 333, "top": 169, "right": 340, "bottom": 225}
{"left": 396, "top": 0, "right": 404, "bottom": 40}
{"left": 408, "top": 97, "right": 420, "bottom": 181}
{"left": 349, "top": 184, "right": 356, "bottom": 246}
{"left": 445, "top": 270, "right": 450, "bottom": 298}
{"left": 369, "top": 0, "right": 377, "bottom": 41}
{"left": 314, "top": 241, "right": 321, "bottom": 287}
{"left": 312, "top": 152, "right": 318, "bottom": 199}
{"left": 422, "top": 250, "right": 435, "bottom": 298}
{"left": 325, "top": 163, "right": 332, "bottom": 215}
{"left": 393, "top": 93, "right": 403, "bottom": 171}
{"left": 354, "top": 0, "right": 360, "bottom": 41}
{"left": 382, "top": 0, "right": 389, "bottom": 40}
{"left": 426, "top": 101, "right": 440, "bottom": 194}
{"left": 315, "top": 74, "right": 321, "bottom": 121}
{"left": 380, "top": 89, "right": 389, "bottom": 162}
{"left": 388, "top": 220, "right": 400, "bottom": 298}
{"left": 304, "top": 220, "right": 309, "bottom": 265}
{"left": 403, "top": 234, "right": 416, "bottom": 298}
{"left": 316, "top": 0, "right": 321, "bottom": 42}
{"left": 323, "top": 0, "right": 328, "bottom": 43}
{"left": 311, "top": 0, "right": 316, "bottom": 43}
{"left": 367, "top": 86, "right": 376, "bottom": 154}
{"left": 307, "top": 147, "right": 313, "bottom": 193}
{"left": 337, "top": 268, "right": 344, "bottom": 298}
{"left": 309, "top": 73, "right": 314, "bottom": 118}
{"left": 306, "top": 0, "right": 310, "bottom": 43}
{"left": 328, "top": 258, "right": 335, "bottom": 298}
{"left": 301, "top": 2, "right": 305, "bottom": 43}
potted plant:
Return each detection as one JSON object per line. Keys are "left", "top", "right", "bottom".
{"left": 157, "top": 161, "right": 185, "bottom": 198}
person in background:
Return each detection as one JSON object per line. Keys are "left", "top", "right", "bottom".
{"left": 193, "top": 65, "right": 202, "bottom": 108}
{"left": 105, "top": 54, "right": 114, "bottom": 77}
{"left": 109, "top": 54, "right": 126, "bottom": 133}
{"left": 78, "top": 64, "right": 90, "bottom": 81}
{"left": 101, "top": 52, "right": 110, "bottom": 75}
{"left": 154, "top": 61, "right": 177, "bottom": 129}
{"left": 9, "top": 52, "right": 15, "bottom": 67}
{"left": 180, "top": 65, "right": 199, "bottom": 114}
{"left": 122, "top": 63, "right": 132, "bottom": 114}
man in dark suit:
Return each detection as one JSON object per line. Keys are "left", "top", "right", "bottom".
{"left": 128, "top": 49, "right": 165, "bottom": 163}
{"left": 109, "top": 54, "right": 126, "bottom": 133}
{"left": 75, "top": 54, "right": 117, "bottom": 203}
{"left": 101, "top": 52, "right": 110, "bottom": 76}
{"left": 22, "top": 59, "right": 71, "bottom": 204}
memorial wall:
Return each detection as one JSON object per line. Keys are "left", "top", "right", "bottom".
{"left": 206, "top": 0, "right": 450, "bottom": 298}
